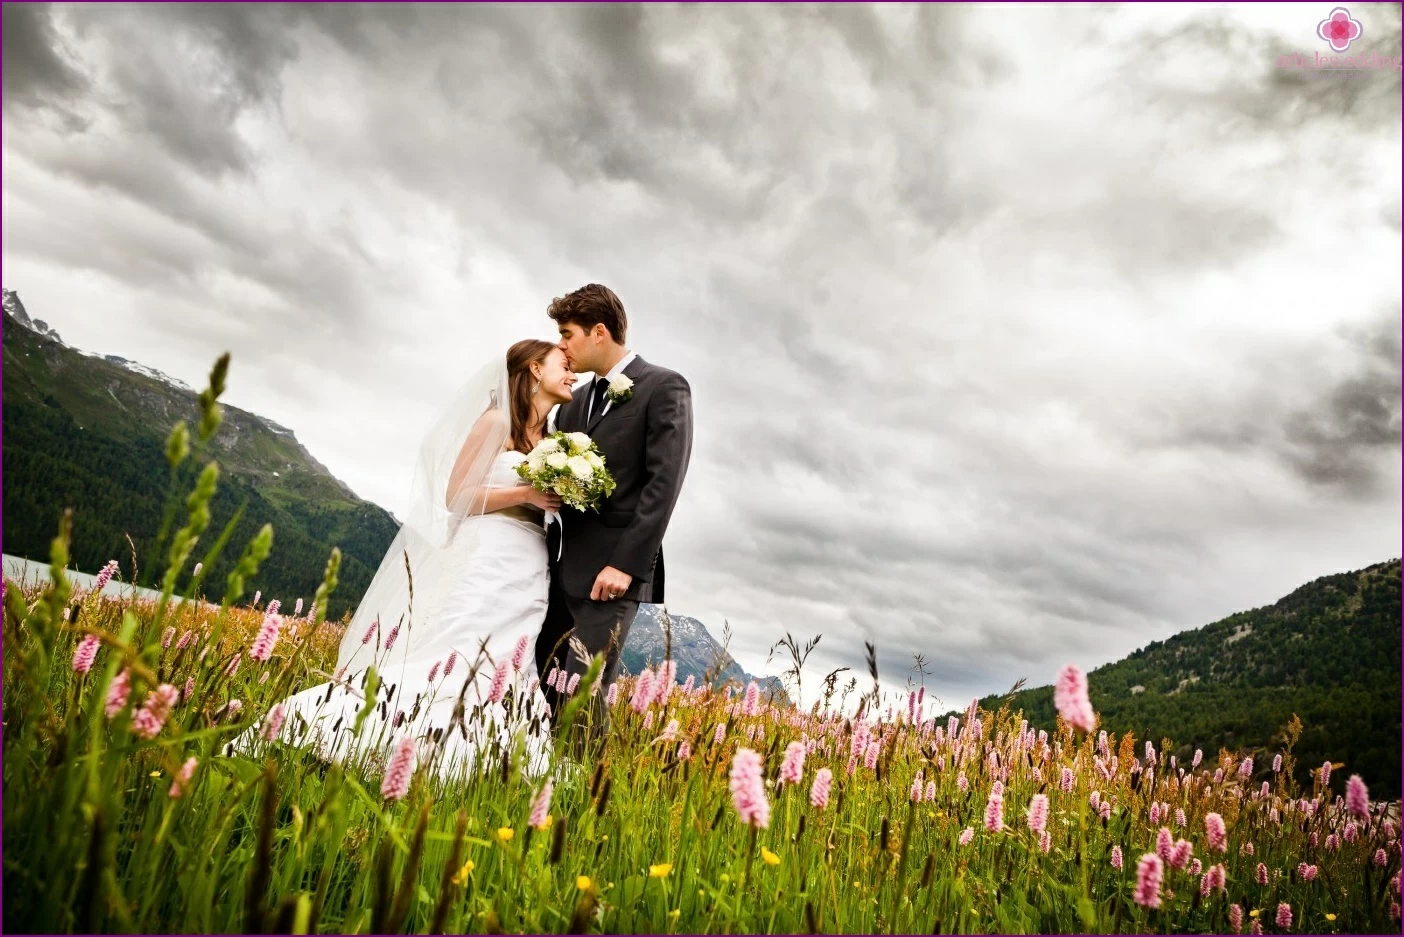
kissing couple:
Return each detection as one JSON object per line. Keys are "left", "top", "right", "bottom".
{"left": 245, "top": 284, "right": 693, "bottom": 779}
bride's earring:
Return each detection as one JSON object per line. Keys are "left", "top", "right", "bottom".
{"left": 531, "top": 378, "right": 542, "bottom": 395}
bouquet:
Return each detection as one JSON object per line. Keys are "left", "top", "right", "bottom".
{"left": 516, "top": 431, "right": 617, "bottom": 511}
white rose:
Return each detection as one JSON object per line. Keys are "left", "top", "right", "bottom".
{"left": 567, "top": 455, "right": 594, "bottom": 480}
{"left": 536, "top": 437, "right": 561, "bottom": 454}
{"left": 546, "top": 452, "right": 569, "bottom": 470}
{"left": 608, "top": 374, "right": 634, "bottom": 395}
{"left": 566, "top": 431, "right": 592, "bottom": 454}
{"left": 527, "top": 453, "right": 545, "bottom": 474}
{"left": 585, "top": 451, "right": 603, "bottom": 469}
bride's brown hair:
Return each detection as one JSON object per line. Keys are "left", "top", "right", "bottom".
{"left": 505, "top": 339, "right": 560, "bottom": 454}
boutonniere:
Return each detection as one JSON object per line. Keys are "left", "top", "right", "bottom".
{"left": 606, "top": 374, "right": 634, "bottom": 404}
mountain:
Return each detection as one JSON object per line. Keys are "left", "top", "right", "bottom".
{"left": 2, "top": 289, "right": 400, "bottom": 618}
{"left": 971, "top": 559, "right": 1401, "bottom": 799}
{"left": 623, "top": 605, "right": 791, "bottom": 704}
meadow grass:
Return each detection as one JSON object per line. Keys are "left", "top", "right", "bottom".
{"left": 3, "top": 355, "right": 1399, "bottom": 934}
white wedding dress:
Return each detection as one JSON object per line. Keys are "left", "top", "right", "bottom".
{"left": 245, "top": 450, "right": 555, "bottom": 778}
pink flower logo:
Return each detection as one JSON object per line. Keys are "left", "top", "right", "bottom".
{"left": 1317, "top": 7, "right": 1363, "bottom": 52}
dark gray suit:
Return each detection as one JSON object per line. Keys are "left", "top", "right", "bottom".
{"left": 536, "top": 354, "right": 692, "bottom": 746}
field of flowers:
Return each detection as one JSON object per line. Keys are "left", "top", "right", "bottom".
{"left": 3, "top": 358, "right": 1400, "bottom": 934}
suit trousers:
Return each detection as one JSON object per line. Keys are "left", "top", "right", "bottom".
{"left": 535, "top": 572, "right": 639, "bottom": 756}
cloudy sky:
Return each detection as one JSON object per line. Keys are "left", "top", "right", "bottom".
{"left": 4, "top": 2, "right": 1400, "bottom": 712}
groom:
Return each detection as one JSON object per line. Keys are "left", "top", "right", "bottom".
{"left": 536, "top": 283, "right": 693, "bottom": 750}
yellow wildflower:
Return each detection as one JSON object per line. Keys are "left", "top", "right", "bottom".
{"left": 497, "top": 827, "right": 514, "bottom": 842}
{"left": 1325, "top": 914, "right": 1337, "bottom": 922}
{"left": 649, "top": 862, "right": 673, "bottom": 878}
{"left": 150, "top": 771, "right": 161, "bottom": 778}
{"left": 761, "top": 847, "right": 781, "bottom": 866}
{"left": 451, "top": 860, "right": 475, "bottom": 885}
{"left": 577, "top": 876, "right": 592, "bottom": 891}
{"left": 669, "top": 909, "right": 681, "bottom": 919}
{"left": 1249, "top": 909, "right": 1260, "bottom": 918}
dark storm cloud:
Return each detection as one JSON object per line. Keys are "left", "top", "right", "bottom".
{"left": 2, "top": 2, "right": 88, "bottom": 115}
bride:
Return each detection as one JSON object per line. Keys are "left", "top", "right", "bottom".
{"left": 242, "top": 339, "right": 576, "bottom": 779}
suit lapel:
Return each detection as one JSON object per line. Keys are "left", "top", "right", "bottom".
{"left": 587, "top": 355, "right": 647, "bottom": 434}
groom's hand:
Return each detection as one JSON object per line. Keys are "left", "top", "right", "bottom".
{"left": 591, "top": 566, "right": 633, "bottom": 602}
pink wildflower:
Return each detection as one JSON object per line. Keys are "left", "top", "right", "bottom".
{"left": 1038, "top": 829, "right": 1051, "bottom": 853}
{"left": 487, "top": 665, "right": 509, "bottom": 703}
{"left": 162, "top": 627, "right": 175, "bottom": 649}
{"left": 1376, "top": 848, "right": 1389, "bottom": 867}
{"left": 780, "top": 741, "right": 806, "bottom": 785}
{"left": 183, "top": 676, "right": 194, "bottom": 702}
{"left": 249, "top": 611, "right": 282, "bottom": 662}
{"left": 509, "top": 634, "right": 530, "bottom": 671}
{"left": 132, "top": 684, "right": 179, "bottom": 739}
{"left": 294, "top": 598, "right": 303, "bottom": 615}
{"left": 1134, "top": 854, "right": 1163, "bottom": 908}
{"left": 1053, "top": 664, "right": 1095, "bottom": 733}
{"left": 1272, "top": 753, "right": 1282, "bottom": 773}
{"left": 1205, "top": 813, "right": 1228, "bottom": 852}
{"left": 1319, "top": 761, "right": 1332, "bottom": 787}
{"left": 864, "top": 740, "right": 879, "bottom": 770}
{"left": 427, "top": 660, "right": 441, "bottom": 682}
{"left": 381, "top": 737, "right": 415, "bottom": 800}
{"left": 1111, "top": 845, "right": 1123, "bottom": 869}
{"left": 1275, "top": 903, "right": 1291, "bottom": 930}
{"left": 169, "top": 756, "right": 198, "bottom": 798}
{"left": 566, "top": 673, "right": 580, "bottom": 695}
{"left": 1060, "top": 765, "right": 1074, "bottom": 792}
{"left": 677, "top": 740, "right": 692, "bottom": 761}
{"left": 1297, "top": 862, "right": 1317, "bottom": 881}
{"left": 1238, "top": 756, "right": 1253, "bottom": 780}
{"left": 714, "top": 722, "right": 726, "bottom": 745}
{"left": 925, "top": 780, "right": 936, "bottom": 801}
{"left": 1100, "top": 800, "right": 1112, "bottom": 821}
{"left": 742, "top": 680, "right": 760, "bottom": 716}
{"left": 1028, "top": 793, "right": 1049, "bottom": 833}
{"left": 984, "top": 789, "right": 1004, "bottom": 832}
{"left": 384, "top": 621, "right": 401, "bottom": 651}
{"left": 176, "top": 630, "right": 194, "bottom": 650}
{"left": 1170, "top": 839, "right": 1193, "bottom": 870}
{"left": 1156, "top": 826, "right": 1174, "bottom": 861}
{"left": 729, "top": 748, "right": 770, "bottom": 828}
{"left": 606, "top": 681, "right": 619, "bottom": 707}
{"left": 1229, "top": 904, "right": 1243, "bottom": 933}
{"left": 1202, "top": 863, "right": 1226, "bottom": 895}
{"left": 630, "top": 669, "right": 654, "bottom": 712}
{"left": 810, "top": 767, "right": 833, "bottom": 809}
{"left": 261, "top": 703, "right": 285, "bottom": 741}
{"left": 105, "top": 669, "right": 131, "bottom": 718}
{"left": 530, "top": 779, "right": 553, "bottom": 829}
{"left": 72, "top": 634, "right": 101, "bottom": 674}
{"left": 92, "top": 559, "right": 119, "bottom": 592}
{"left": 1346, "top": 775, "right": 1370, "bottom": 818}
{"left": 1255, "top": 862, "right": 1268, "bottom": 885}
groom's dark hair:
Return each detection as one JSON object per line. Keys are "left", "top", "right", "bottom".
{"left": 547, "top": 283, "right": 628, "bottom": 344}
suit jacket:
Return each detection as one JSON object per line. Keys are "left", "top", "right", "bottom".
{"left": 549, "top": 355, "right": 693, "bottom": 603}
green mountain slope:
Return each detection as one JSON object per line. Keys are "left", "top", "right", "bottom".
{"left": 2, "top": 292, "right": 400, "bottom": 618}
{"left": 973, "top": 559, "right": 1401, "bottom": 798}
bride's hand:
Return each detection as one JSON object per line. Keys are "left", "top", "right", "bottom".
{"left": 522, "top": 487, "right": 564, "bottom": 512}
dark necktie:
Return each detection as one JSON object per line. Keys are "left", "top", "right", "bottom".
{"left": 589, "top": 376, "right": 609, "bottom": 421}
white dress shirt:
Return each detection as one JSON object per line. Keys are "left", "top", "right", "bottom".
{"left": 587, "top": 349, "right": 637, "bottom": 421}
